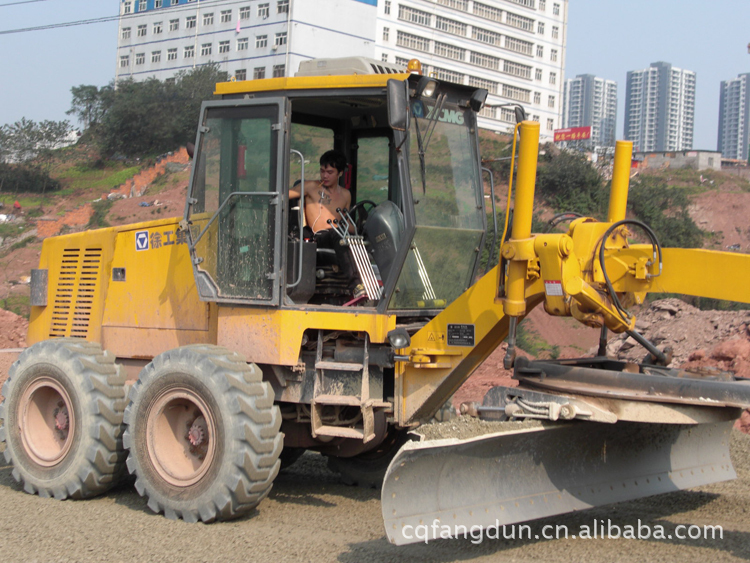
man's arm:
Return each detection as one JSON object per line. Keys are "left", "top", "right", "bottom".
{"left": 289, "top": 179, "right": 320, "bottom": 199}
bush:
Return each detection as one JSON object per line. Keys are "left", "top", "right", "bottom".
{"left": 0, "top": 163, "right": 61, "bottom": 194}
{"left": 536, "top": 148, "right": 606, "bottom": 217}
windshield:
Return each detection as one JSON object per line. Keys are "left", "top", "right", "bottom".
{"left": 389, "top": 100, "right": 484, "bottom": 309}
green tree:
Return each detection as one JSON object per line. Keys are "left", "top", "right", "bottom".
{"left": 67, "top": 85, "right": 111, "bottom": 129}
{"left": 536, "top": 148, "right": 606, "bottom": 217}
{"left": 628, "top": 176, "right": 704, "bottom": 248}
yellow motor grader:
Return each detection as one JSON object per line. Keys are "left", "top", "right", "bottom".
{"left": 1, "top": 57, "right": 749, "bottom": 544}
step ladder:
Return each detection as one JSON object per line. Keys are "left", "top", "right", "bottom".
{"left": 311, "top": 332, "right": 389, "bottom": 443}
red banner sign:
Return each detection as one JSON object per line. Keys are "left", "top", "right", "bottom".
{"left": 554, "top": 126, "right": 592, "bottom": 142}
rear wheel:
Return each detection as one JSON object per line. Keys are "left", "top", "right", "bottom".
{"left": 123, "top": 345, "right": 282, "bottom": 522}
{"left": 0, "top": 338, "right": 127, "bottom": 499}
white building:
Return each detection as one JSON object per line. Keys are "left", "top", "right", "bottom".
{"left": 117, "top": 0, "right": 568, "bottom": 139}
{"left": 562, "top": 74, "right": 616, "bottom": 149}
{"left": 624, "top": 61, "right": 695, "bottom": 152}
{"left": 717, "top": 73, "right": 750, "bottom": 161}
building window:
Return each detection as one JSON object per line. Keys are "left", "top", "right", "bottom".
{"left": 552, "top": 25, "right": 559, "bottom": 39}
{"left": 534, "top": 91, "right": 541, "bottom": 104}
{"left": 536, "top": 45, "right": 543, "bottom": 57}
{"left": 468, "top": 75, "right": 498, "bottom": 94}
{"left": 537, "top": 22, "right": 544, "bottom": 34}
{"left": 553, "top": 2, "right": 560, "bottom": 15}
{"left": 539, "top": 0, "right": 546, "bottom": 10}
{"left": 381, "top": 53, "right": 389, "bottom": 62}
{"left": 219, "top": 40, "right": 230, "bottom": 53}
{"left": 532, "top": 114, "right": 539, "bottom": 122}
{"left": 433, "top": 67, "right": 464, "bottom": 83}
{"left": 138, "top": 0, "right": 146, "bottom": 11}
{"left": 121, "top": 27, "right": 131, "bottom": 39}
{"left": 503, "top": 60, "right": 532, "bottom": 79}
{"left": 240, "top": 6, "right": 250, "bottom": 20}
{"left": 547, "top": 118, "right": 554, "bottom": 131}
{"left": 473, "top": 2, "right": 502, "bottom": 22}
{"left": 254, "top": 66, "right": 266, "bottom": 79}
{"left": 435, "top": 16, "right": 467, "bottom": 36}
{"left": 398, "top": 5, "right": 431, "bottom": 27}
{"left": 221, "top": 10, "right": 232, "bottom": 23}
{"left": 550, "top": 49, "right": 558, "bottom": 62}
{"left": 137, "top": 24, "right": 147, "bottom": 37}
{"left": 236, "top": 69, "right": 247, "bottom": 81}
{"left": 152, "top": 51, "right": 161, "bottom": 63}
{"left": 437, "top": 0, "right": 468, "bottom": 10}
{"left": 184, "top": 45, "right": 195, "bottom": 58}
{"left": 186, "top": 16, "right": 196, "bottom": 28}
{"left": 256, "top": 35, "right": 267, "bottom": 48}
{"left": 277, "top": 0, "right": 289, "bottom": 13}
{"left": 434, "top": 42, "right": 465, "bottom": 61}
{"left": 504, "top": 36, "right": 533, "bottom": 56}
{"left": 153, "top": 21, "right": 162, "bottom": 34}
{"left": 383, "top": 27, "right": 389, "bottom": 41}
{"left": 273, "top": 64, "right": 285, "bottom": 78}
{"left": 472, "top": 26, "right": 501, "bottom": 46}
{"left": 502, "top": 84, "right": 531, "bottom": 102}
{"left": 203, "top": 13, "right": 214, "bottom": 26}
{"left": 135, "top": 53, "right": 145, "bottom": 65}
{"left": 258, "top": 3, "right": 269, "bottom": 18}
{"left": 469, "top": 51, "right": 499, "bottom": 70}
{"left": 275, "top": 32, "right": 287, "bottom": 46}
{"left": 169, "top": 19, "right": 179, "bottom": 31}
{"left": 123, "top": 1, "right": 132, "bottom": 14}
{"left": 396, "top": 30, "right": 430, "bottom": 52}
{"left": 119, "top": 55, "right": 129, "bottom": 67}
{"left": 238, "top": 37, "right": 249, "bottom": 50}
{"left": 535, "top": 68, "right": 542, "bottom": 80}
{"left": 201, "top": 43, "right": 212, "bottom": 56}
{"left": 505, "top": 13, "right": 537, "bottom": 33}
{"left": 384, "top": 0, "right": 391, "bottom": 15}
{"left": 167, "top": 48, "right": 177, "bottom": 60}
{"left": 171, "top": 0, "right": 177, "bottom": 5}
{"left": 549, "top": 72, "right": 556, "bottom": 85}
{"left": 155, "top": 0, "right": 162, "bottom": 7}
{"left": 548, "top": 95, "right": 555, "bottom": 108}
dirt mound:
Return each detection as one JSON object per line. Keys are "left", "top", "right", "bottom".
{"left": 0, "top": 308, "right": 27, "bottom": 349}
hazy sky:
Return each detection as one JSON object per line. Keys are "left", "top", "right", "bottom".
{"left": 1, "top": 0, "right": 749, "bottom": 150}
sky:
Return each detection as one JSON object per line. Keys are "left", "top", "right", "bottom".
{"left": 1, "top": 0, "right": 749, "bottom": 150}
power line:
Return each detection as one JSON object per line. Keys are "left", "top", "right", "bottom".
{"left": 0, "top": 0, "right": 52, "bottom": 7}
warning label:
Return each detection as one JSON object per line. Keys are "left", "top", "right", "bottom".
{"left": 447, "top": 324, "right": 475, "bottom": 347}
{"left": 545, "top": 280, "right": 564, "bottom": 296}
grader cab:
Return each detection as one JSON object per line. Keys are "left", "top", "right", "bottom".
{"left": 2, "top": 57, "right": 750, "bottom": 544}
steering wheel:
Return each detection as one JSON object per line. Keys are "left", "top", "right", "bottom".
{"left": 348, "top": 200, "right": 377, "bottom": 233}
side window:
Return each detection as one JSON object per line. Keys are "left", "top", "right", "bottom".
{"left": 356, "top": 136, "right": 390, "bottom": 205}
{"left": 289, "top": 123, "right": 334, "bottom": 189}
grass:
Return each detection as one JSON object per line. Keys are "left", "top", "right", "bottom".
{"left": 9, "top": 236, "right": 36, "bottom": 251}
{"left": 516, "top": 322, "right": 560, "bottom": 359}
{"left": 86, "top": 200, "right": 113, "bottom": 229}
{"left": 0, "top": 222, "right": 31, "bottom": 238}
{"left": 1, "top": 295, "right": 30, "bottom": 320}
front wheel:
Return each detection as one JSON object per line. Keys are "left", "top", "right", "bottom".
{"left": 0, "top": 338, "right": 127, "bottom": 499}
{"left": 123, "top": 345, "right": 283, "bottom": 522}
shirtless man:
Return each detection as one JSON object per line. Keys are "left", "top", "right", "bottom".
{"left": 289, "top": 150, "right": 362, "bottom": 296}
{"left": 289, "top": 149, "right": 351, "bottom": 233}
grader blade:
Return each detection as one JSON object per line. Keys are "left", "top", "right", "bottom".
{"left": 382, "top": 419, "right": 735, "bottom": 545}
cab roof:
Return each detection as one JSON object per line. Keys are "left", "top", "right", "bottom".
{"left": 214, "top": 72, "right": 410, "bottom": 97}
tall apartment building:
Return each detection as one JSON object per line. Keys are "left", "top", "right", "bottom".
{"left": 717, "top": 73, "right": 750, "bottom": 161}
{"left": 624, "top": 61, "right": 695, "bottom": 152}
{"left": 562, "top": 73, "right": 617, "bottom": 148}
{"left": 117, "top": 0, "right": 568, "bottom": 139}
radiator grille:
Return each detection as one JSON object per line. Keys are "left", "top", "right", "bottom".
{"left": 49, "top": 247, "right": 102, "bottom": 338}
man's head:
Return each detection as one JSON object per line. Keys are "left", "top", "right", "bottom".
{"left": 319, "top": 149, "right": 347, "bottom": 189}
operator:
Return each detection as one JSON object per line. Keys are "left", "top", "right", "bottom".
{"left": 289, "top": 150, "right": 364, "bottom": 299}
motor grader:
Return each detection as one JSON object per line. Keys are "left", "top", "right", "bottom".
{"left": 2, "top": 56, "right": 750, "bottom": 544}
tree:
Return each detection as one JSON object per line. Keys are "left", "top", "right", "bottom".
{"left": 67, "top": 85, "right": 111, "bottom": 129}
{"left": 535, "top": 148, "right": 606, "bottom": 217}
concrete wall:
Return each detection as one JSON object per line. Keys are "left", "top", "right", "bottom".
{"left": 635, "top": 150, "right": 722, "bottom": 171}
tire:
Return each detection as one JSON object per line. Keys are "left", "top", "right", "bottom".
{"left": 0, "top": 338, "right": 127, "bottom": 499}
{"left": 327, "top": 429, "right": 412, "bottom": 489}
{"left": 123, "top": 345, "right": 283, "bottom": 523}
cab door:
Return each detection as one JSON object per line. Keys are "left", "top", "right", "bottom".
{"left": 186, "top": 98, "right": 285, "bottom": 305}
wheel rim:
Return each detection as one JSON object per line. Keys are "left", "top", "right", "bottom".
{"left": 18, "top": 377, "right": 76, "bottom": 467}
{"left": 146, "top": 387, "right": 217, "bottom": 487}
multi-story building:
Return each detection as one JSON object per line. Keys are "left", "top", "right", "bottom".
{"left": 117, "top": 0, "right": 568, "bottom": 139}
{"left": 717, "top": 73, "right": 750, "bottom": 161}
{"left": 562, "top": 73, "right": 616, "bottom": 148}
{"left": 624, "top": 61, "right": 695, "bottom": 152}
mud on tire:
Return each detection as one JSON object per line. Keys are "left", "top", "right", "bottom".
{"left": 0, "top": 338, "right": 128, "bottom": 499}
{"left": 123, "top": 344, "right": 283, "bottom": 523}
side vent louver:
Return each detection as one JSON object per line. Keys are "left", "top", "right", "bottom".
{"left": 49, "top": 247, "right": 103, "bottom": 339}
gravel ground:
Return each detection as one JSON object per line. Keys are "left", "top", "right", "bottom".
{"left": 1, "top": 430, "right": 749, "bottom": 562}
